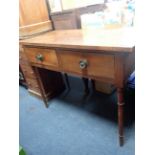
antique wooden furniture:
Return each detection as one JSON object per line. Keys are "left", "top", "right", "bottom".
{"left": 19, "top": 45, "right": 65, "bottom": 100}
{"left": 19, "top": 0, "right": 66, "bottom": 100}
{"left": 50, "top": 4, "right": 115, "bottom": 94}
{"left": 51, "top": 10, "right": 90, "bottom": 94}
{"left": 20, "top": 28, "right": 135, "bottom": 146}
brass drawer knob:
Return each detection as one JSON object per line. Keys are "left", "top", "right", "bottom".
{"left": 36, "top": 54, "right": 44, "bottom": 61}
{"left": 79, "top": 60, "right": 88, "bottom": 69}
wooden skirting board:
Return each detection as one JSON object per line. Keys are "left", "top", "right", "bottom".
{"left": 19, "top": 20, "right": 53, "bottom": 39}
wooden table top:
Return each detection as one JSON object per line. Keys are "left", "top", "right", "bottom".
{"left": 20, "top": 27, "right": 135, "bottom": 53}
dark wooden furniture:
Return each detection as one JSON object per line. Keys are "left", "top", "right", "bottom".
{"left": 20, "top": 28, "right": 135, "bottom": 146}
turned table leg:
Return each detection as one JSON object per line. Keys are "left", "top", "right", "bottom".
{"left": 117, "top": 88, "right": 125, "bottom": 146}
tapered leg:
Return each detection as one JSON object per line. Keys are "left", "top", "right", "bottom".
{"left": 34, "top": 67, "right": 48, "bottom": 108}
{"left": 82, "top": 77, "right": 89, "bottom": 95}
{"left": 91, "top": 80, "right": 95, "bottom": 92}
{"left": 64, "top": 73, "right": 70, "bottom": 90}
{"left": 117, "top": 88, "right": 125, "bottom": 146}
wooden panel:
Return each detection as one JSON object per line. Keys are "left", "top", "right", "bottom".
{"left": 20, "top": 20, "right": 52, "bottom": 38}
{"left": 19, "top": 0, "right": 53, "bottom": 37}
{"left": 19, "top": 58, "right": 29, "bottom": 66}
{"left": 26, "top": 77, "right": 40, "bottom": 93}
{"left": 19, "top": 0, "right": 49, "bottom": 26}
{"left": 52, "top": 12, "right": 78, "bottom": 30}
{"left": 58, "top": 51, "right": 115, "bottom": 80}
{"left": 20, "top": 65, "right": 36, "bottom": 79}
{"left": 19, "top": 48, "right": 28, "bottom": 61}
{"left": 20, "top": 63, "right": 33, "bottom": 72}
{"left": 26, "top": 77, "right": 38, "bottom": 86}
{"left": 24, "top": 47, "right": 58, "bottom": 67}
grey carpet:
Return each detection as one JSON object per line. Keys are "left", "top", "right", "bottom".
{"left": 19, "top": 76, "right": 135, "bottom": 155}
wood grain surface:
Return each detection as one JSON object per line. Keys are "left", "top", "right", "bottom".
{"left": 20, "top": 28, "right": 135, "bottom": 52}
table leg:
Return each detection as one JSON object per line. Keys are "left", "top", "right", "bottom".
{"left": 34, "top": 67, "right": 48, "bottom": 108}
{"left": 64, "top": 73, "right": 70, "bottom": 90}
{"left": 82, "top": 77, "right": 89, "bottom": 95}
{"left": 117, "top": 88, "right": 125, "bottom": 146}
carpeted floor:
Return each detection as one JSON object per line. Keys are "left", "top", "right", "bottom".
{"left": 19, "top": 76, "right": 135, "bottom": 155}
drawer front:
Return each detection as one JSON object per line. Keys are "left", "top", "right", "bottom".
{"left": 25, "top": 70, "right": 36, "bottom": 79}
{"left": 19, "top": 58, "right": 30, "bottom": 66}
{"left": 58, "top": 51, "right": 115, "bottom": 79}
{"left": 20, "top": 46, "right": 28, "bottom": 61}
{"left": 19, "top": 57, "right": 29, "bottom": 66}
{"left": 21, "top": 65, "right": 36, "bottom": 79}
{"left": 24, "top": 47, "right": 59, "bottom": 67}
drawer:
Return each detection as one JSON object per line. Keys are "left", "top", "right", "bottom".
{"left": 24, "top": 47, "right": 59, "bottom": 67}
{"left": 22, "top": 66, "right": 36, "bottom": 79}
{"left": 26, "top": 78, "right": 40, "bottom": 93}
{"left": 25, "top": 70, "right": 36, "bottom": 79}
{"left": 58, "top": 51, "right": 115, "bottom": 79}
{"left": 19, "top": 58, "right": 29, "bottom": 66}
{"left": 20, "top": 46, "right": 28, "bottom": 61}
{"left": 19, "top": 54, "right": 28, "bottom": 63}
{"left": 20, "top": 63, "right": 33, "bottom": 72}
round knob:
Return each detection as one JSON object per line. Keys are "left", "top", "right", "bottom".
{"left": 36, "top": 54, "right": 44, "bottom": 61}
{"left": 79, "top": 60, "right": 88, "bottom": 69}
